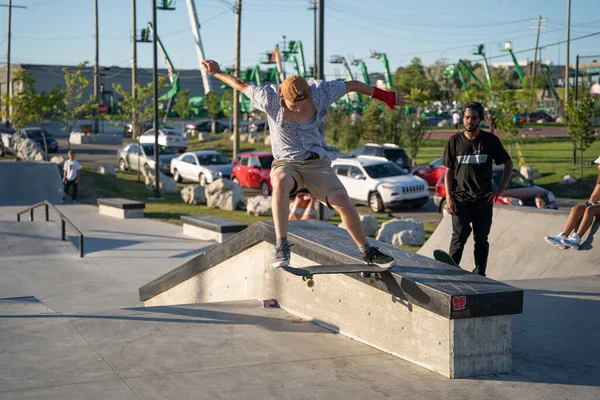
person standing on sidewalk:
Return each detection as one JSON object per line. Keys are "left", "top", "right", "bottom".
{"left": 62, "top": 150, "right": 82, "bottom": 203}
{"left": 442, "top": 102, "right": 513, "bottom": 276}
{"left": 202, "top": 59, "right": 409, "bottom": 268}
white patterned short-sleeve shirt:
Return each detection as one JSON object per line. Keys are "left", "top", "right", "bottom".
{"left": 245, "top": 80, "right": 346, "bottom": 161}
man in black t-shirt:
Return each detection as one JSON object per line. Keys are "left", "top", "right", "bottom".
{"left": 442, "top": 102, "right": 512, "bottom": 276}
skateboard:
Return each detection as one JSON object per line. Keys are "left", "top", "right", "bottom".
{"left": 433, "top": 249, "right": 460, "bottom": 268}
{"left": 283, "top": 264, "right": 392, "bottom": 288}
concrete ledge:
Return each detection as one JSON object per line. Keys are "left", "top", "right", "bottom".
{"left": 97, "top": 198, "right": 145, "bottom": 219}
{"left": 181, "top": 215, "right": 247, "bottom": 243}
{"left": 139, "top": 220, "right": 523, "bottom": 378}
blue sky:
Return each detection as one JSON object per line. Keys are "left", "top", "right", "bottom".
{"left": 2, "top": 0, "right": 599, "bottom": 79}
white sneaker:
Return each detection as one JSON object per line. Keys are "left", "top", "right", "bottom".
{"left": 544, "top": 233, "right": 567, "bottom": 249}
{"left": 561, "top": 234, "right": 581, "bottom": 250}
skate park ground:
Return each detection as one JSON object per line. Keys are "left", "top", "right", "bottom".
{"left": 0, "top": 164, "right": 599, "bottom": 399}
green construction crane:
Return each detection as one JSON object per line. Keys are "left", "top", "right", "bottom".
{"left": 330, "top": 55, "right": 362, "bottom": 106}
{"left": 284, "top": 40, "right": 307, "bottom": 78}
{"left": 140, "top": 22, "right": 180, "bottom": 113}
{"left": 443, "top": 64, "right": 467, "bottom": 90}
{"left": 501, "top": 41, "right": 525, "bottom": 84}
{"left": 457, "top": 59, "right": 489, "bottom": 94}
{"left": 473, "top": 44, "right": 494, "bottom": 92}
{"left": 541, "top": 64, "right": 560, "bottom": 101}
{"left": 157, "top": 0, "right": 176, "bottom": 10}
{"left": 370, "top": 50, "right": 393, "bottom": 90}
{"left": 351, "top": 57, "right": 371, "bottom": 85}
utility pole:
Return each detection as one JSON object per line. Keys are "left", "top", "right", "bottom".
{"left": 565, "top": 0, "right": 571, "bottom": 106}
{"left": 317, "top": 0, "right": 324, "bottom": 80}
{"left": 94, "top": 0, "right": 99, "bottom": 134}
{"left": 232, "top": 0, "right": 242, "bottom": 159}
{"left": 3, "top": 1, "right": 26, "bottom": 127}
{"left": 132, "top": 0, "right": 137, "bottom": 137}
{"left": 152, "top": 0, "right": 160, "bottom": 198}
{"left": 528, "top": 15, "right": 546, "bottom": 122}
{"left": 308, "top": 1, "right": 317, "bottom": 77}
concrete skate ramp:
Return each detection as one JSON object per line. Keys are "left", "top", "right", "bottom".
{"left": 0, "top": 162, "right": 62, "bottom": 205}
{"left": 419, "top": 205, "right": 600, "bottom": 281}
{"left": 0, "top": 221, "right": 77, "bottom": 256}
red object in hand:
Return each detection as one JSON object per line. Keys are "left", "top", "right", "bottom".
{"left": 371, "top": 87, "right": 396, "bottom": 110}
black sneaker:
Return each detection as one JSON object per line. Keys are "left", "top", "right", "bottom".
{"left": 272, "top": 242, "right": 294, "bottom": 268}
{"left": 472, "top": 268, "right": 486, "bottom": 277}
{"left": 361, "top": 246, "right": 395, "bottom": 267}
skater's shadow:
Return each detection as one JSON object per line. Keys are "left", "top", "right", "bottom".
{"left": 579, "top": 219, "right": 600, "bottom": 251}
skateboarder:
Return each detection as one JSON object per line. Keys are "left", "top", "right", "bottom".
{"left": 545, "top": 156, "right": 600, "bottom": 249}
{"left": 202, "top": 59, "right": 409, "bottom": 268}
{"left": 442, "top": 102, "right": 513, "bottom": 276}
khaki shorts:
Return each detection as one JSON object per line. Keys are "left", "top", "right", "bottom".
{"left": 270, "top": 156, "right": 346, "bottom": 208}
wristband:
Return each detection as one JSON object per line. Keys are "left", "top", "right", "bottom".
{"left": 371, "top": 87, "right": 396, "bottom": 110}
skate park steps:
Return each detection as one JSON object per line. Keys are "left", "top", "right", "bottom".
{"left": 0, "top": 161, "right": 63, "bottom": 206}
{"left": 419, "top": 205, "right": 600, "bottom": 281}
{"left": 139, "top": 219, "right": 523, "bottom": 379}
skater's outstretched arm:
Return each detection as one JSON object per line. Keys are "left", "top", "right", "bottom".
{"left": 344, "top": 80, "right": 409, "bottom": 110}
{"left": 202, "top": 60, "right": 251, "bottom": 95}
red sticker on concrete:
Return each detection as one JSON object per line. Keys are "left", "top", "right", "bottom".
{"left": 452, "top": 296, "right": 467, "bottom": 311}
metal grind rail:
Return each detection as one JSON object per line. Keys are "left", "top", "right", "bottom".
{"left": 16, "top": 201, "right": 84, "bottom": 257}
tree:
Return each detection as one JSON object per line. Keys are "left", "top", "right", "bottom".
{"left": 206, "top": 92, "right": 222, "bottom": 134}
{"left": 172, "top": 89, "right": 190, "bottom": 135}
{"left": 324, "top": 107, "right": 346, "bottom": 145}
{"left": 111, "top": 76, "right": 168, "bottom": 139}
{"left": 62, "top": 62, "right": 94, "bottom": 150}
{"left": 566, "top": 81, "right": 597, "bottom": 181}
{"left": 393, "top": 58, "right": 440, "bottom": 99}
{"left": 494, "top": 90, "right": 521, "bottom": 156}
{"left": 400, "top": 114, "right": 429, "bottom": 162}
{"left": 0, "top": 68, "right": 63, "bottom": 160}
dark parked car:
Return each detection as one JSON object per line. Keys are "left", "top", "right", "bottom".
{"left": 433, "top": 165, "right": 558, "bottom": 213}
{"left": 517, "top": 112, "right": 556, "bottom": 123}
{"left": 185, "top": 120, "right": 230, "bottom": 135}
{"left": 347, "top": 144, "right": 411, "bottom": 170}
{"left": 15, "top": 128, "right": 58, "bottom": 153}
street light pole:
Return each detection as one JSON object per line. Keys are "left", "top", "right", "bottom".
{"left": 94, "top": 0, "right": 99, "bottom": 134}
{"left": 232, "top": 0, "right": 242, "bottom": 159}
{"left": 152, "top": 0, "right": 160, "bottom": 197}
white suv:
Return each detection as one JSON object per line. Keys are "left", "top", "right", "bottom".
{"left": 331, "top": 156, "right": 429, "bottom": 213}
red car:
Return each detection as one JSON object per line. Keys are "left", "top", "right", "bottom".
{"left": 411, "top": 157, "right": 446, "bottom": 187}
{"left": 231, "top": 152, "right": 274, "bottom": 196}
{"left": 433, "top": 165, "right": 558, "bottom": 213}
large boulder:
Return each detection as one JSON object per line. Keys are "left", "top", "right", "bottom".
{"left": 520, "top": 166, "right": 541, "bottom": 181}
{"left": 338, "top": 214, "right": 379, "bottom": 237}
{"left": 181, "top": 184, "right": 207, "bottom": 205}
{"left": 248, "top": 134, "right": 264, "bottom": 144}
{"left": 247, "top": 195, "right": 272, "bottom": 216}
{"left": 15, "top": 137, "right": 45, "bottom": 161}
{"left": 50, "top": 156, "right": 66, "bottom": 165}
{"left": 94, "top": 165, "right": 117, "bottom": 176}
{"left": 264, "top": 135, "right": 271, "bottom": 146}
{"left": 559, "top": 175, "right": 577, "bottom": 185}
{"left": 143, "top": 165, "right": 178, "bottom": 194}
{"left": 229, "top": 133, "right": 249, "bottom": 142}
{"left": 376, "top": 217, "right": 425, "bottom": 246}
{"left": 2, "top": 133, "right": 13, "bottom": 148}
{"left": 205, "top": 178, "right": 246, "bottom": 210}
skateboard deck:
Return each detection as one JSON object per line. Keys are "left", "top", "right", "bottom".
{"left": 283, "top": 264, "right": 392, "bottom": 287}
{"left": 433, "top": 249, "right": 460, "bottom": 267}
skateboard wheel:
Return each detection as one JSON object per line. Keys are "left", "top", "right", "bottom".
{"left": 367, "top": 277, "right": 376, "bottom": 285}
{"left": 361, "top": 272, "right": 371, "bottom": 278}
{"left": 302, "top": 276, "right": 308, "bottom": 282}
{"left": 306, "top": 279, "right": 315, "bottom": 288}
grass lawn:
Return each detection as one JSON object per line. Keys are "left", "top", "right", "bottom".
{"left": 413, "top": 137, "right": 600, "bottom": 199}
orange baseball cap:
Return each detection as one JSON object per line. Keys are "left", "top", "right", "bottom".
{"left": 279, "top": 75, "right": 310, "bottom": 103}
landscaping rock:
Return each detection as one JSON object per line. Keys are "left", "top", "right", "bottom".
{"left": 247, "top": 195, "right": 272, "bottom": 216}
{"left": 559, "top": 175, "right": 577, "bottom": 185}
{"left": 2, "top": 133, "right": 13, "bottom": 148}
{"left": 376, "top": 217, "right": 425, "bottom": 246}
{"left": 94, "top": 165, "right": 117, "bottom": 176}
{"left": 248, "top": 134, "right": 264, "bottom": 144}
{"left": 181, "top": 184, "right": 207, "bottom": 205}
{"left": 339, "top": 214, "right": 379, "bottom": 237}
{"left": 50, "top": 156, "right": 66, "bottom": 165}
{"left": 206, "top": 178, "right": 246, "bottom": 211}
{"left": 143, "top": 165, "right": 178, "bottom": 194}
{"left": 264, "top": 135, "right": 271, "bottom": 145}
{"left": 520, "top": 166, "right": 541, "bottom": 181}
{"left": 15, "top": 137, "right": 45, "bottom": 161}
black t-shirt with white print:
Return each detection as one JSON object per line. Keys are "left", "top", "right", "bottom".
{"left": 442, "top": 130, "right": 511, "bottom": 204}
